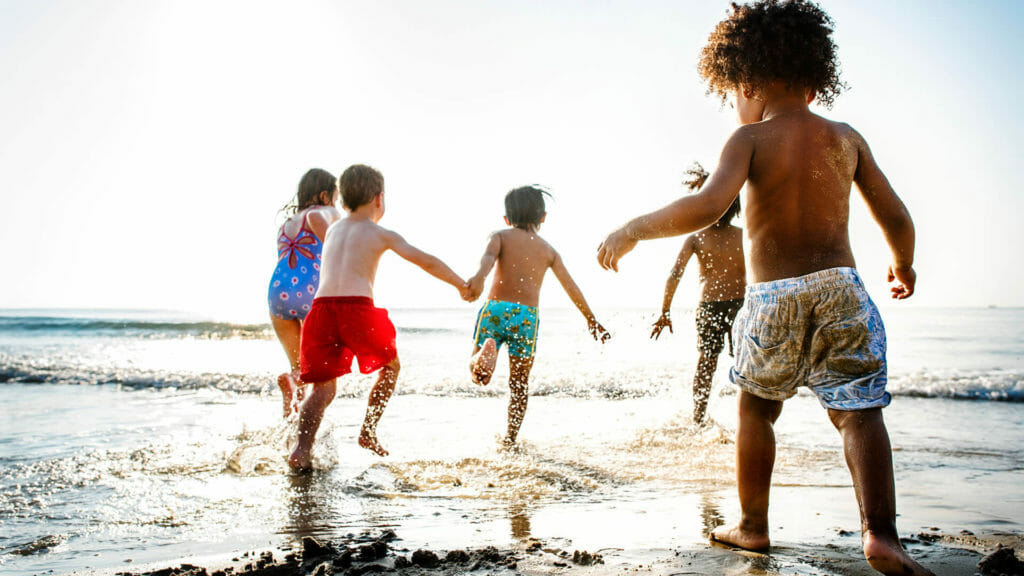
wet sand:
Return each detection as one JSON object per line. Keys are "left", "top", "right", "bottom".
{"left": 84, "top": 527, "right": 1023, "bottom": 576}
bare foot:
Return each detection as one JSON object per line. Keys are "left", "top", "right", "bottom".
{"left": 287, "top": 447, "right": 313, "bottom": 472}
{"left": 277, "top": 372, "right": 297, "bottom": 417}
{"left": 499, "top": 436, "right": 523, "bottom": 454}
{"left": 295, "top": 379, "right": 308, "bottom": 404}
{"left": 358, "top": 430, "right": 389, "bottom": 457}
{"left": 863, "top": 530, "right": 935, "bottom": 575}
{"left": 710, "top": 523, "right": 770, "bottom": 552}
{"left": 470, "top": 338, "right": 498, "bottom": 386}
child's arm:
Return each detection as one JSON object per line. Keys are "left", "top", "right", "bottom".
{"left": 852, "top": 130, "right": 916, "bottom": 299}
{"left": 466, "top": 233, "right": 501, "bottom": 301}
{"left": 384, "top": 230, "right": 467, "bottom": 294}
{"left": 651, "top": 236, "right": 696, "bottom": 340}
{"left": 550, "top": 251, "right": 611, "bottom": 343}
{"left": 598, "top": 128, "right": 753, "bottom": 271}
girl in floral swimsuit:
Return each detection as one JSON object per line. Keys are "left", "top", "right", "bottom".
{"left": 268, "top": 168, "right": 342, "bottom": 417}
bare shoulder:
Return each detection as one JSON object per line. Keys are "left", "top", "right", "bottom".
{"left": 729, "top": 122, "right": 762, "bottom": 144}
{"left": 828, "top": 119, "right": 866, "bottom": 147}
{"left": 535, "top": 234, "right": 558, "bottom": 267}
{"left": 306, "top": 206, "right": 342, "bottom": 227}
{"left": 372, "top": 222, "right": 403, "bottom": 243}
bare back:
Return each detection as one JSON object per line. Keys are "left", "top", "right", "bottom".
{"left": 743, "top": 111, "right": 860, "bottom": 282}
{"left": 693, "top": 224, "right": 746, "bottom": 301}
{"left": 487, "top": 228, "right": 556, "bottom": 307}
{"left": 316, "top": 217, "right": 391, "bottom": 298}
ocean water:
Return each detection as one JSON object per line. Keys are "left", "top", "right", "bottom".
{"left": 0, "top": 306, "right": 1022, "bottom": 575}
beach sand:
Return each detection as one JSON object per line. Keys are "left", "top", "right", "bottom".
{"left": 86, "top": 524, "right": 1021, "bottom": 576}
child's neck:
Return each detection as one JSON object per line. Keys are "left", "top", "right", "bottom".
{"left": 348, "top": 204, "right": 380, "bottom": 222}
{"left": 760, "top": 85, "right": 812, "bottom": 121}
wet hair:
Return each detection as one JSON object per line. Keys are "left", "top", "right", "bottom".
{"left": 281, "top": 168, "right": 337, "bottom": 216}
{"left": 683, "top": 161, "right": 740, "bottom": 225}
{"left": 697, "top": 0, "right": 845, "bottom": 108}
{"left": 339, "top": 164, "right": 384, "bottom": 211}
{"left": 504, "top": 185, "right": 551, "bottom": 230}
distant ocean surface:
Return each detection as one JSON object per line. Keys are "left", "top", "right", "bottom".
{"left": 1, "top": 306, "right": 1022, "bottom": 575}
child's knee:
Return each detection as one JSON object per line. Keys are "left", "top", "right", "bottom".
{"left": 739, "top": 391, "right": 783, "bottom": 422}
{"left": 827, "top": 407, "right": 882, "bottom": 430}
{"left": 385, "top": 356, "right": 401, "bottom": 373}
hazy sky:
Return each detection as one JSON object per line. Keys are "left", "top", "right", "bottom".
{"left": 1, "top": 0, "right": 1022, "bottom": 321}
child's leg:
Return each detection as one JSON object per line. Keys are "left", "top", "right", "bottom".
{"left": 359, "top": 357, "right": 400, "bottom": 457}
{"left": 504, "top": 354, "right": 535, "bottom": 446}
{"left": 288, "top": 378, "right": 337, "bottom": 471}
{"left": 828, "top": 408, "right": 934, "bottom": 576}
{"left": 693, "top": 351, "right": 719, "bottom": 425}
{"left": 711, "top": 390, "right": 782, "bottom": 551}
{"left": 271, "top": 315, "right": 303, "bottom": 417}
{"left": 470, "top": 338, "right": 498, "bottom": 386}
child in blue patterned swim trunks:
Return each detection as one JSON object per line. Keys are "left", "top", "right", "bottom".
{"left": 597, "top": 2, "right": 931, "bottom": 574}
{"left": 473, "top": 300, "right": 539, "bottom": 360}
{"left": 267, "top": 168, "right": 342, "bottom": 417}
{"left": 465, "top": 186, "right": 610, "bottom": 447}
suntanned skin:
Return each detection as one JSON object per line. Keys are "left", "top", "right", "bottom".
{"left": 651, "top": 220, "right": 745, "bottom": 424}
{"left": 465, "top": 218, "right": 610, "bottom": 446}
{"left": 272, "top": 192, "right": 343, "bottom": 418}
{"left": 599, "top": 83, "right": 930, "bottom": 576}
{"left": 289, "top": 192, "right": 469, "bottom": 469}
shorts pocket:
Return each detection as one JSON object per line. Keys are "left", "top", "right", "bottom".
{"left": 734, "top": 306, "right": 800, "bottom": 391}
{"left": 823, "top": 306, "right": 885, "bottom": 377}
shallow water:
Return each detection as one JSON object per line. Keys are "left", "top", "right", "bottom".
{"left": 1, "top": 307, "right": 1022, "bottom": 575}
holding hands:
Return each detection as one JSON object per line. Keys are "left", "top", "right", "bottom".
{"left": 462, "top": 274, "right": 486, "bottom": 303}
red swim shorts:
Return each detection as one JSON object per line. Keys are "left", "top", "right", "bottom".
{"left": 299, "top": 296, "right": 398, "bottom": 383}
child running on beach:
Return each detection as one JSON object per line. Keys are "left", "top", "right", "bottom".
{"left": 289, "top": 164, "right": 469, "bottom": 469}
{"left": 268, "top": 168, "right": 342, "bottom": 417}
{"left": 650, "top": 162, "right": 745, "bottom": 426}
{"left": 596, "top": 1, "right": 931, "bottom": 574}
{"left": 465, "top": 186, "right": 610, "bottom": 447}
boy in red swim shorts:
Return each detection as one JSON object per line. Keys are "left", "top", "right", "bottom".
{"left": 290, "top": 164, "right": 469, "bottom": 470}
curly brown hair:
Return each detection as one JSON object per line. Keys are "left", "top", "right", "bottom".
{"left": 697, "top": 0, "right": 845, "bottom": 108}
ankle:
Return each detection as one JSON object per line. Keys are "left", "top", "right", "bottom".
{"left": 739, "top": 515, "right": 770, "bottom": 535}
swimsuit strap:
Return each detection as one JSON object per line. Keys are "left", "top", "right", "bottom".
{"left": 279, "top": 208, "right": 317, "bottom": 243}
{"left": 299, "top": 207, "right": 315, "bottom": 235}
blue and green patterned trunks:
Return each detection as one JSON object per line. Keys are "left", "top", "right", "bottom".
{"left": 472, "top": 299, "right": 539, "bottom": 358}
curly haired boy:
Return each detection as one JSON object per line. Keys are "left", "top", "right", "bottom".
{"left": 597, "top": 1, "right": 932, "bottom": 574}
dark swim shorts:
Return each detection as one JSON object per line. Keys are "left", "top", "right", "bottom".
{"left": 696, "top": 298, "right": 744, "bottom": 357}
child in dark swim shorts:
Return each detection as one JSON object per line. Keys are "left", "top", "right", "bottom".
{"left": 651, "top": 162, "right": 746, "bottom": 425}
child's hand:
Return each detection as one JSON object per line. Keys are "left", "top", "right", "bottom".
{"left": 459, "top": 281, "right": 476, "bottom": 302}
{"left": 888, "top": 264, "right": 915, "bottom": 300}
{"left": 588, "top": 318, "right": 611, "bottom": 344}
{"left": 597, "top": 227, "right": 637, "bottom": 272}
{"left": 650, "top": 312, "right": 673, "bottom": 340}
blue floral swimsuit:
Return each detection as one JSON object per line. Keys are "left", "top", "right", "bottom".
{"left": 268, "top": 211, "right": 322, "bottom": 321}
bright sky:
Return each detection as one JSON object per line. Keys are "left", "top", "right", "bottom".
{"left": 2, "top": 0, "right": 1022, "bottom": 322}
